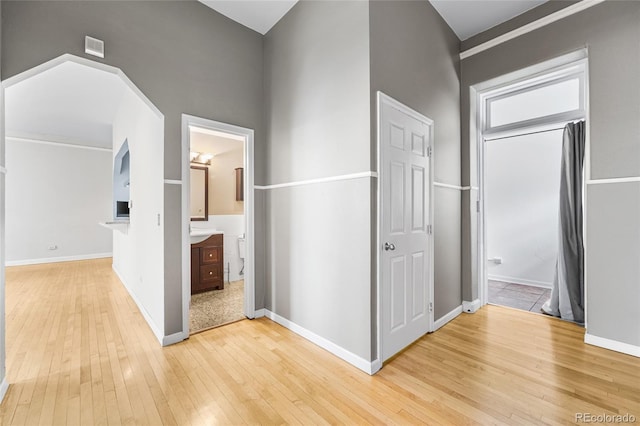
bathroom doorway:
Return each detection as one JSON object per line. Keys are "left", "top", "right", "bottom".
{"left": 473, "top": 51, "right": 588, "bottom": 315}
{"left": 181, "top": 115, "right": 255, "bottom": 335}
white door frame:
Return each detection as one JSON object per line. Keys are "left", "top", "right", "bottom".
{"left": 181, "top": 114, "right": 256, "bottom": 337}
{"left": 376, "top": 92, "right": 434, "bottom": 370}
{"left": 470, "top": 50, "right": 589, "bottom": 312}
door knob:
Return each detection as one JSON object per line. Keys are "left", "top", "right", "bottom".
{"left": 384, "top": 242, "right": 396, "bottom": 251}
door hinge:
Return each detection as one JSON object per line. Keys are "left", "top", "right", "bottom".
{"left": 476, "top": 200, "right": 480, "bottom": 212}
{"left": 427, "top": 224, "right": 433, "bottom": 235}
{"left": 427, "top": 146, "right": 432, "bottom": 157}
{"left": 429, "top": 302, "right": 433, "bottom": 313}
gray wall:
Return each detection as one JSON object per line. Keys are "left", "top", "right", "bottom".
{"left": 460, "top": 2, "right": 640, "bottom": 346}
{"left": 369, "top": 0, "right": 462, "bottom": 320}
{"left": 460, "top": 1, "right": 579, "bottom": 52}
{"left": 0, "top": 0, "right": 6, "bottom": 392}
{"left": 263, "top": 1, "right": 373, "bottom": 360}
{"left": 1, "top": 1, "right": 264, "bottom": 336}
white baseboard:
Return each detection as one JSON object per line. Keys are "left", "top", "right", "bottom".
{"left": 6, "top": 252, "right": 112, "bottom": 266}
{"left": 0, "top": 378, "right": 9, "bottom": 404}
{"left": 162, "top": 331, "right": 187, "bottom": 346}
{"left": 253, "top": 308, "right": 266, "bottom": 318}
{"left": 488, "top": 274, "right": 551, "bottom": 289}
{"left": 264, "top": 310, "right": 378, "bottom": 375}
{"left": 585, "top": 333, "right": 640, "bottom": 358}
{"left": 462, "top": 299, "right": 481, "bottom": 313}
{"left": 434, "top": 305, "right": 463, "bottom": 331}
{"left": 112, "top": 264, "right": 164, "bottom": 345}
{"left": 369, "top": 359, "right": 382, "bottom": 375}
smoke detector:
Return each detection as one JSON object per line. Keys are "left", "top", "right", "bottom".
{"left": 85, "top": 36, "right": 104, "bottom": 58}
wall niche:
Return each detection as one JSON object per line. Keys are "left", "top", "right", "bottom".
{"left": 113, "top": 139, "right": 131, "bottom": 220}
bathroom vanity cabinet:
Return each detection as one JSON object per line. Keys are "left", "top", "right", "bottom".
{"left": 191, "top": 233, "right": 224, "bottom": 294}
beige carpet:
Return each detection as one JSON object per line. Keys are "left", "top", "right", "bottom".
{"left": 190, "top": 280, "right": 244, "bottom": 333}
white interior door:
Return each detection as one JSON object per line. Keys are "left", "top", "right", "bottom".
{"left": 379, "top": 93, "right": 433, "bottom": 362}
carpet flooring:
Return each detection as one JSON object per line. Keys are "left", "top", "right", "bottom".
{"left": 190, "top": 280, "right": 245, "bottom": 334}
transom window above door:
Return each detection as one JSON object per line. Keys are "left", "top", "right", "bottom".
{"left": 482, "top": 64, "right": 586, "bottom": 136}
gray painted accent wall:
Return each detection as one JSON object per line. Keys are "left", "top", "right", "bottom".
{"left": 369, "top": 0, "right": 462, "bottom": 320}
{"left": 163, "top": 183, "right": 182, "bottom": 334}
{"left": 263, "top": 0, "right": 372, "bottom": 361}
{"left": 460, "top": 1, "right": 579, "bottom": 52}
{"left": 460, "top": 2, "right": 640, "bottom": 347}
{"left": 0, "top": 0, "right": 6, "bottom": 389}
{"left": 264, "top": 179, "right": 372, "bottom": 359}
{"left": 2, "top": 1, "right": 264, "bottom": 338}
{"left": 253, "top": 189, "right": 267, "bottom": 310}
{"left": 264, "top": 1, "right": 371, "bottom": 184}
{"left": 587, "top": 183, "right": 640, "bottom": 347}
{"left": 433, "top": 188, "right": 462, "bottom": 319}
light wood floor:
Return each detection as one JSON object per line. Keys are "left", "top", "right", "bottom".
{"left": 2, "top": 258, "right": 639, "bottom": 425}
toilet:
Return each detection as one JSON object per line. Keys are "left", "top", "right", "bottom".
{"left": 238, "top": 235, "right": 246, "bottom": 275}
{"left": 238, "top": 235, "right": 246, "bottom": 259}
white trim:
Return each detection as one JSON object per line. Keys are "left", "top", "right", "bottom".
{"left": 433, "top": 305, "right": 463, "bottom": 331}
{"left": 181, "top": 114, "right": 256, "bottom": 337}
{"left": 585, "top": 333, "right": 640, "bottom": 358}
{"left": 253, "top": 308, "right": 266, "bottom": 318}
{"left": 433, "top": 182, "right": 471, "bottom": 191}
{"left": 254, "top": 171, "right": 377, "bottom": 190}
{"left": 162, "top": 331, "right": 186, "bottom": 347}
{"left": 163, "top": 179, "right": 182, "bottom": 185}
{"left": 0, "top": 166, "right": 6, "bottom": 175}
{"left": 5, "top": 252, "right": 112, "bottom": 267}
{"left": 488, "top": 274, "right": 551, "bottom": 289}
{"left": 6, "top": 135, "right": 112, "bottom": 152}
{"left": 112, "top": 264, "right": 164, "bottom": 345}
{"left": 586, "top": 177, "right": 640, "bottom": 185}
{"left": 460, "top": 0, "right": 605, "bottom": 60}
{"left": 264, "top": 310, "right": 380, "bottom": 375}
{"left": 0, "top": 379, "right": 9, "bottom": 404}
{"left": 377, "top": 91, "right": 435, "bottom": 363}
{"left": 462, "top": 299, "right": 482, "bottom": 314}
{"left": 583, "top": 59, "right": 591, "bottom": 330}
{"left": 2, "top": 54, "right": 163, "bottom": 119}
{"left": 376, "top": 94, "right": 383, "bottom": 367}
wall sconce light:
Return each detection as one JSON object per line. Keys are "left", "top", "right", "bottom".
{"left": 190, "top": 151, "right": 214, "bottom": 165}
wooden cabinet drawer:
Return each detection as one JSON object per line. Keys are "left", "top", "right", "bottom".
{"left": 191, "top": 233, "right": 224, "bottom": 294}
{"left": 200, "top": 264, "right": 222, "bottom": 283}
{"left": 201, "top": 246, "right": 222, "bottom": 264}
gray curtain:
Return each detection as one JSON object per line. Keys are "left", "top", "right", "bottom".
{"left": 542, "top": 120, "right": 585, "bottom": 323}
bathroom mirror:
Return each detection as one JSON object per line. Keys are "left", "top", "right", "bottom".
{"left": 190, "top": 165, "right": 208, "bottom": 221}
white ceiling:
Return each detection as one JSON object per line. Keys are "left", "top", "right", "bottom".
{"left": 5, "top": 61, "right": 127, "bottom": 149}
{"left": 199, "top": 0, "right": 298, "bottom": 35}
{"left": 429, "top": 0, "right": 548, "bottom": 40}
{"left": 200, "top": 0, "right": 548, "bottom": 41}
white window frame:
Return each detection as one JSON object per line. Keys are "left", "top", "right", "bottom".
{"left": 482, "top": 62, "right": 587, "bottom": 140}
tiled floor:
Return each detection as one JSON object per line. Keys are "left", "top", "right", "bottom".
{"left": 488, "top": 280, "right": 552, "bottom": 313}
